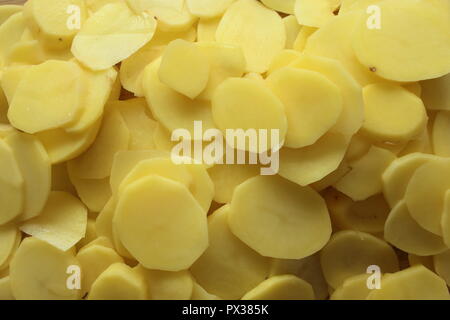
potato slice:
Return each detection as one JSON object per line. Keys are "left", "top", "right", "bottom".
{"left": 186, "top": 0, "right": 235, "bottom": 18}
{"left": 0, "top": 139, "right": 24, "bottom": 225}
{"left": 0, "top": 65, "right": 31, "bottom": 105}
{"left": 0, "top": 277, "right": 14, "bottom": 300}
{"left": 51, "top": 163, "right": 76, "bottom": 195}
{"left": 20, "top": 191, "right": 88, "bottom": 251}
{"left": 433, "top": 250, "right": 450, "bottom": 286}
{"left": 0, "top": 5, "right": 21, "bottom": 26}
{"left": 0, "top": 13, "right": 26, "bottom": 68}
{"left": 76, "top": 218, "right": 97, "bottom": 251}
{"left": 320, "top": 230, "right": 399, "bottom": 288}
{"left": 421, "top": 73, "right": 450, "bottom": 111}
{"left": 71, "top": 2, "right": 157, "bottom": 70}
{"left": 10, "top": 237, "right": 82, "bottom": 300}
{"left": 311, "top": 161, "right": 351, "bottom": 192}
{"left": 268, "top": 50, "right": 301, "bottom": 75}
{"left": 282, "top": 15, "right": 301, "bottom": 49}
{"left": 229, "top": 175, "right": 332, "bottom": 259}
{"left": 242, "top": 275, "right": 314, "bottom": 300}
{"left": 0, "top": 225, "right": 20, "bottom": 271}
{"left": 293, "top": 26, "right": 316, "bottom": 52}
{"left": 261, "top": 0, "right": 295, "bottom": 14}
{"left": 330, "top": 273, "right": 375, "bottom": 300}
{"left": 8, "top": 60, "right": 84, "bottom": 134}
{"left": 366, "top": 265, "right": 450, "bottom": 300}
{"left": 408, "top": 254, "right": 434, "bottom": 271}
{"left": 114, "top": 175, "right": 208, "bottom": 271}
{"left": 67, "top": 173, "right": 111, "bottom": 213}
{"left": 216, "top": 0, "right": 285, "bottom": 73}
{"left": 353, "top": 0, "right": 450, "bottom": 81}
{"left": 95, "top": 198, "right": 115, "bottom": 243}
{"left": 4, "top": 132, "right": 51, "bottom": 221}
{"left": 191, "top": 282, "right": 222, "bottom": 300}
{"left": 197, "top": 17, "right": 220, "bottom": 42}
{"left": 295, "top": 0, "right": 335, "bottom": 28}
{"left": 432, "top": 111, "right": 450, "bottom": 157}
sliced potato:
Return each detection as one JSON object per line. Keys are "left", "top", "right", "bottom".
{"left": 242, "top": 275, "right": 314, "bottom": 300}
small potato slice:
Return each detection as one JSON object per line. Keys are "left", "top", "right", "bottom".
{"left": 114, "top": 175, "right": 208, "bottom": 271}
{"left": 279, "top": 132, "right": 350, "bottom": 186}
{"left": 441, "top": 190, "right": 450, "bottom": 247}
{"left": 212, "top": 77, "right": 287, "bottom": 153}
{"left": 267, "top": 68, "right": 342, "bottom": 148}
{"left": 366, "top": 265, "right": 450, "bottom": 300}
{"left": 283, "top": 16, "right": 301, "bottom": 49}
{"left": 85, "top": 0, "right": 122, "bottom": 13}
{"left": 382, "top": 153, "right": 437, "bottom": 208}
{"left": 433, "top": 250, "right": 450, "bottom": 286}
{"left": 421, "top": 73, "right": 450, "bottom": 111}
{"left": 0, "top": 13, "right": 26, "bottom": 68}
{"left": 352, "top": 0, "right": 450, "bottom": 82}
{"left": 320, "top": 230, "right": 399, "bottom": 289}
{"left": 268, "top": 50, "right": 301, "bottom": 75}
{"left": 0, "top": 225, "right": 20, "bottom": 271}
{"left": 191, "top": 205, "right": 269, "bottom": 299}
{"left": 0, "top": 5, "right": 21, "bottom": 26}
{"left": 95, "top": 198, "right": 115, "bottom": 243}
{"left": 88, "top": 263, "right": 147, "bottom": 300}
{"left": 20, "top": 191, "right": 88, "bottom": 251}
{"left": 216, "top": 0, "right": 285, "bottom": 73}
{"left": 362, "top": 84, "right": 427, "bottom": 143}
{"left": 72, "top": 2, "right": 157, "bottom": 70}
{"left": 311, "top": 161, "right": 351, "bottom": 192}
{"left": 159, "top": 39, "right": 210, "bottom": 99}
{"left": 330, "top": 274, "right": 373, "bottom": 300}
{"left": 432, "top": 111, "right": 450, "bottom": 157}
{"left": 135, "top": 265, "right": 193, "bottom": 300}
{"left": 294, "top": 0, "right": 335, "bottom": 28}
{"left": 228, "top": 175, "right": 332, "bottom": 259}
{"left": 10, "top": 237, "right": 82, "bottom": 300}
{"left": 0, "top": 65, "right": 31, "bottom": 105}
{"left": 197, "top": 17, "right": 220, "bottom": 42}
{"left": 384, "top": 201, "right": 447, "bottom": 256}
{"left": 334, "top": 146, "right": 396, "bottom": 201}
{"left": 405, "top": 157, "right": 450, "bottom": 235}
{"left": 4, "top": 132, "right": 51, "bottom": 221}
{"left": 0, "top": 139, "right": 24, "bottom": 225}
{"left": 76, "top": 218, "right": 97, "bottom": 250}
{"left": 261, "top": 0, "right": 295, "bottom": 14}
{"left": 186, "top": 0, "right": 235, "bottom": 18}
{"left": 191, "top": 282, "right": 222, "bottom": 300}
{"left": 67, "top": 173, "right": 111, "bottom": 213}
{"left": 242, "top": 275, "right": 314, "bottom": 300}
{"left": 293, "top": 26, "right": 316, "bottom": 52}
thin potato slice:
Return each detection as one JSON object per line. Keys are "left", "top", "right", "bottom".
{"left": 197, "top": 17, "right": 220, "bottom": 42}
{"left": 67, "top": 173, "right": 111, "bottom": 213}
{"left": 0, "top": 13, "right": 26, "bottom": 68}
{"left": 0, "top": 225, "right": 20, "bottom": 271}
{"left": 186, "top": 0, "right": 235, "bottom": 18}
{"left": 0, "top": 5, "right": 22, "bottom": 26}
{"left": 283, "top": 16, "right": 301, "bottom": 49}
{"left": 0, "top": 65, "right": 31, "bottom": 105}
{"left": 292, "top": 26, "right": 316, "bottom": 52}
{"left": 294, "top": 0, "right": 335, "bottom": 28}
{"left": 191, "top": 282, "right": 222, "bottom": 300}
{"left": 432, "top": 111, "right": 450, "bottom": 157}
{"left": 268, "top": 50, "right": 301, "bottom": 75}
{"left": 421, "top": 73, "right": 450, "bottom": 111}
{"left": 242, "top": 275, "right": 314, "bottom": 300}
{"left": 0, "top": 277, "right": 14, "bottom": 300}
{"left": 433, "top": 250, "right": 450, "bottom": 286}
{"left": 330, "top": 274, "right": 373, "bottom": 300}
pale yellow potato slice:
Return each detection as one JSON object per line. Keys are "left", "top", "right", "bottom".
{"left": 267, "top": 49, "right": 301, "bottom": 75}
{"left": 212, "top": 77, "right": 287, "bottom": 153}
{"left": 283, "top": 15, "right": 301, "bottom": 49}
{"left": 0, "top": 124, "right": 16, "bottom": 138}
{"left": 433, "top": 250, "right": 450, "bottom": 286}
{"left": 72, "top": 1, "right": 157, "bottom": 70}
{"left": 186, "top": 0, "right": 235, "bottom": 18}
{"left": 82, "top": 236, "right": 114, "bottom": 251}
{"left": 197, "top": 17, "right": 220, "bottom": 42}
{"left": 405, "top": 157, "right": 450, "bottom": 235}
{"left": 279, "top": 132, "right": 350, "bottom": 186}
{"left": 242, "top": 275, "right": 314, "bottom": 300}
{"left": 51, "top": 163, "right": 76, "bottom": 195}
{"left": 290, "top": 54, "right": 364, "bottom": 136}
{"left": 229, "top": 175, "right": 332, "bottom": 259}
{"left": 362, "top": 84, "right": 427, "bottom": 143}
{"left": 261, "top": 0, "right": 295, "bottom": 14}
{"left": 0, "top": 276, "right": 14, "bottom": 300}
{"left": 8, "top": 60, "right": 84, "bottom": 134}
{"left": 135, "top": 265, "right": 193, "bottom": 300}
{"left": 421, "top": 73, "right": 450, "bottom": 111}
{"left": 441, "top": 190, "right": 450, "bottom": 247}
{"left": 0, "top": 65, "right": 31, "bottom": 105}
{"left": 292, "top": 26, "right": 316, "bottom": 52}
{"left": 114, "top": 175, "right": 208, "bottom": 271}
{"left": 216, "top": 0, "right": 286, "bottom": 73}
{"left": 0, "top": 5, "right": 21, "bottom": 26}
{"left": 353, "top": 0, "right": 450, "bottom": 81}
{"left": 191, "top": 282, "right": 222, "bottom": 300}
{"left": 384, "top": 201, "right": 447, "bottom": 256}
{"left": 367, "top": 265, "right": 450, "bottom": 300}
{"left": 151, "top": 24, "right": 197, "bottom": 46}
{"left": 311, "top": 160, "right": 351, "bottom": 192}
{"left": 403, "top": 82, "right": 422, "bottom": 97}
{"left": 88, "top": 263, "right": 147, "bottom": 300}
{"left": 320, "top": 230, "right": 399, "bottom": 289}
{"left": 191, "top": 205, "right": 269, "bottom": 299}
{"left": 153, "top": 123, "right": 177, "bottom": 151}
{"left": 330, "top": 274, "right": 373, "bottom": 300}
{"left": 10, "top": 237, "right": 82, "bottom": 300}
{"left": 76, "top": 218, "right": 97, "bottom": 250}
{"left": 0, "top": 13, "right": 26, "bottom": 68}
{"left": 382, "top": 153, "right": 437, "bottom": 208}
{"left": 0, "top": 139, "right": 24, "bottom": 225}
{"left": 334, "top": 146, "right": 396, "bottom": 201}
{"left": 20, "top": 191, "right": 88, "bottom": 251}
{"left": 68, "top": 105, "right": 130, "bottom": 180}
{"left": 399, "top": 126, "right": 432, "bottom": 156}
{"left": 86, "top": 0, "right": 122, "bottom": 13}
{"left": 267, "top": 68, "right": 342, "bottom": 148}
{"left": 432, "top": 111, "right": 450, "bottom": 157}
{"left": 67, "top": 172, "right": 111, "bottom": 213}
{"left": 159, "top": 39, "right": 210, "bottom": 99}
{"left": 4, "top": 40, "right": 45, "bottom": 67}
{"left": 295, "top": 0, "right": 335, "bottom": 28}
{"left": 338, "top": 0, "right": 383, "bottom": 14}
{"left": 4, "top": 132, "right": 51, "bottom": 221}
{"left": 95, "top": 198, "right": 115, "bottom": 243}
{"left": 76, "top": 244, "right": 124, "bottom": 295}
{"left": 0, "top": 225, "right": 19, "bottom": 271}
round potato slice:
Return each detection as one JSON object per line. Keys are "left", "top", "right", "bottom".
{"left": 283, "top": 16, "right": 301, "bottom": 49}
{"left": 0, "top": 5, "right": 22, "bottom": 26}
{"left": 433, "top": 249, "right": 450, "bottom": 286}
{"left": 268, "top": 49, "right": 301, "bottom": 74}
{"left": 191, "top": 282, "right": 222, "bottom": 300}
{"left": 0, "top": 225, "right": 20, "bottom": 271}
{"left": 186, "top": 0, "right": 234, "bottom": 19}
{"left": 10, "top": 237, "right": 82, "bottom": 300}
{"left": 242, "top": 275, "right": 314, "bottom": 300}
{"left": 320, "top": 230, "right": 399, "bottom": 289}
{"left": 421, "top": 73, "right": 450, "bottom": 111}
{"left": 261, "top": 0, "right": 295, "bottom": 14}
{"left": 114, "top": 175, "right": 208, "bottom": 271}
{"left": 294, "top": 0, "right": 335, "bottom": 28}
{"left": 228, "top": 175, "right": 332, "bottom": 259}
{"left": 0, "top": 13, "right": 26, "bottom": 68}
{"left": 330, "top": 273, "right": 374, "bottom": 300}
{"left": 432, "top": 111, "right": 450, "bottom": 157}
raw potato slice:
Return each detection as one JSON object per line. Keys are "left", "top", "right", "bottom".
{"left": 330, "top": 274, "right": 373, "bottom": 300}
{"left": 114, "top": 175, "right": 208, "bottom": 271}
{"left": 0, "top": 65, "right": 30, "bottom": 105}
{"left": 85, "top": 0, "right": 122, "bottom": 13}
{"left": 0, "top": 13, "right": 26, "bottom": 68}
{"left": 442, "top": 190, "right": 450, "bottom": 247}
{"left": 334, "top": 146, "right": 396, "bottom": 201}
{"left": 76, "top": 218, "right": 97, "bottom": 250}
{"left": 71, "top": 2, "right": 157, "bottom": 70}
{"left": 432, "top": 111, "right": 450, "bottom": 157}
{"left": 353, "top": 0, "right": 450, "bottom": 81}
{"left": 268, "top": 50, "right": 301, "bottom": 75}
{"left": 290, "top": 54, "right": 364, "bottom": 136}
{"left": 8, "top": 60, "right": 84, "bottom": 134}
{"left": 216, "top": 0, "right": 286, "bottom": 73}
{"left": 67, "top": 173, "right": 111, "bottom": 213}
{"left": 51, "top": 163, "right": 76, "bottom": 195}
{"left": 403, "top": 82, "right": 422, "bottom": 97}
{"left": 151, "top": 24, "right": 197, "bottom": 47}
{"left": 0, "top": 277, "right": 14, "bottom": 300}
{"left": 197, "top": 17, "right": 220, "bottom": 42}
{"left": 187, "top": 0, "right": 235, "bottom": 18}
{"left": 0, "top": 5, "right": 21, "bottom": 26}
{"left": 228, "top": 175, "right": 332, "bottom": 259}
{"left": 20, "top": 191, "right": 88, "bottom": 251}
{"left": 367, "top": 265, "right": 450, "bottom": 300}
{"left": 421, "top": 73, "right": 450, "bottom": 111}
{"left": 384, "top": 201, "right": 447, "bottom": 256}
{"left": 242, "top": 275, "right": 314, "bottom": 300}
{"left": 382, "top": 153, "right": 437, "bottom": 208}
{"left": 293, "top": 26, "right": 316, "bottom": 52}
{"left": 88, "top": 263, "right": 147, "bottom": 300}
{"left": 261, "top": 0, "right": 295, "bottom": 14}
{"left": 23, "top": 0, "right": 88, "bottom": 49}
{"left": 0, "top": 139, "right": 24, "bottom": 225}
{"left": 68, "top": 105, "right": 130, "bottom": 180}
{"left": 135, "top": 265, "right": 194, "bottom": 300}
{"left": 159, "top": 39, "right": 210, "bottom": 99}
{"left": 4, "top": 132, "right": 51, "bottom": 221}
{"left": 405, "top": 158, "right": 450, "bottom": 235}
{"left": 433, "top": 250, "right": 450, "bottom": 286}
{"left": 0, "top": 124, "right": 16, "bottom": 138}
{"left": 267, "top": 68, "right": 342, "bottom": 148}
{"left": 320, "top": 230, "right": 399, "bottom": 289}
{"left": 95, "top": 198, "right": 115, "bottom": 243}
{"left": 191, "top": 205, "right": 269, "bottom": 299}
{"left": 0, "top": 225, "right": 19, "bottom": 271}
{"left": 212, "top": 78, "right": 287, "bottom": 153}
{"left": 399, "top": 127, "right": 432, "bottom": 156}
{"left": 311, "top": 161, "right": 351, "bottom": 192}
{"left": 191, "top": 282, "right": 222, "bottom": 300}
{"left": 295, "top": 0, "right": 335, "bottom": 28}
{"left": 283, "top": 15, "right": 301, "bottom": 49}
{"left": 279, "top": 132, "right": 349, "bottom": 186}
{"left": 10, "top": 237, "right": 81, "bottom": 300}
{"left": 362, "top": 84, "right": 427, "bottom": 143}
{"left": 338, "top": 0, "right": 383, "bottom": 14}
